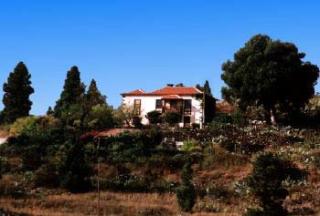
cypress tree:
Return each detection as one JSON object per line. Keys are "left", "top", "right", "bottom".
{"left": 2, "top": 62, "right": 34, "bottom": 123}
{"left": 176, "top": 161, "right": 196, "bottom": 212}
{"left": 54, "top": 66, "right": 85, "bottom": 118}
{"left": 86, "top": 79, "right": 107, "bottom": 109}
{"left": 203, "top": 80, "right": 213, "bottom": 97}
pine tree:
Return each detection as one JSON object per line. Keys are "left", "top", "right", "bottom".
{"left": 2, "top": 62, "right": 34, "bottom": 123}
{"left": 54, "top": 66, "right": 85, "bottom": 118}
{"left": 176, "top": 161, "right": 196, "bottom": 212}
{"left": 86, "top": 79, "right": 106, "bottom": 109}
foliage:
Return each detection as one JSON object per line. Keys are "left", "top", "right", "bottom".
{"left": 146, "top": 110, "right": 162, "bottom": 124}
{"left": 54, "top": 66, "right": 85, "bottom": 120}
{"left": 114, "top": 104, "right": 136, "bottom": 127}
{"left": 245, "top": 153, "right": 306, "bottom": 216}
{"left": 9, "top": 116, "right": 38, "bottom": 136}
{"left": 181, "top": 140, "right": 201, "bottom": 152}
{"left": 85, "top": 79, "right": 107, "bottom": 108}
{"left": 176, "top": 161, "right": 196, "bottom": 212}
{"left": 132, "top": 116, "right": 142, "bottom": 128}
{"left": 86, "top": 104, "right": 115, "bottom": 130}
{"left": 2, "top": 62, "right": 34, "bottom": 123}
{"left": 60, "top": 140, "right": 93, "bottom": 193}
{"left": 163, "top": 111, "right": 181, "bottom": 126}
{"left": 221, "top": 34, "right": 319, "bottom": 123}
{"left": 197, "top": 80, "right": 216, "bottom": 123}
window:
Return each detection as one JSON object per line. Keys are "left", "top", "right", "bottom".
{"left": 184, "top": 100, "right": 192, "bottom": 114}
{"left": 133, "top": 99, "right": 141, "bottom": 115}
{"left": 156, "top": 99, "right": 162, "bottom": 109}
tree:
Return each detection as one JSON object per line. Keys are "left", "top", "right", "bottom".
{"left": 54, "top": 66, "right": 85, "bottom": 119}
{"left": 86, "top": 104, "right": 115, "bottom": 130}
{"left": 86, "top": 79, "right": 107, "bottom": 109}
{"left": 197, "top": 81, "right": 216, "bottom": 123}
{"left": 114, "top": 104, "right": 136, "bottom": 127}
{"left": 46, "top": 106, "right": 54, "bottom": 115}
{"left": 245, "top": 153, "right": 306, "bottom": 216}
{"left": 203, "top": 80, "right": 213, "bottom": 97}
{"left": 2, "top": 62, "right": 34, "bottom": 123}
{"left": 221, "top": 34, "right": 319, "bottom": 124}
{"left": 176, "top": 161, "right": 196, "bottom": 212}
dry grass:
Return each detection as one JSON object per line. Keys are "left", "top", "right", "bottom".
{"left": 0, "top": 191, "right": 244, "bottom": 216}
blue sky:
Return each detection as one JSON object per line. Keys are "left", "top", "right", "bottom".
{"left": 0, "top": 0, "right": 319, "bottom": 115}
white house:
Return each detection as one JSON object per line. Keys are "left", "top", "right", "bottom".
{"left": 121, "top": 85, "right": 205, "bottom": 127}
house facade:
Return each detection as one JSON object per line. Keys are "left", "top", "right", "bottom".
{"left": 121, "top": 85, "right": 204, "bottom": 127}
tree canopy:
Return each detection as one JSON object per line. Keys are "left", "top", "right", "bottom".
{"left": 54, "top": 66, "right": 85, "bottom": 119}
{"left": 1, "top": 62, "right": 34, "bottom": 123}
{"left": 221, "top": 34, "right": 319, "bottom": 122}
{"left": 86, "top": 79, "right": 107, "bottom": 109}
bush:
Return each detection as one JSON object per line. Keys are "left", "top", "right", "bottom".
{"left": 132, "top": 116, "right": 142, "bottom": 128}
{"left": 146, "top": 110, "right": 162, "bottom": 124}
{"left": 60, "top": 141, "right": 93, "bottom": 193}
{"left": 245, "top": 153, "right": 306, "bottom": 216}
{"left": 34, "top": 162, "right": 60, "bottom": 188}
{"left": 163, "top": 111, "right": 181, "bottom": 126}
{"left": 87, "top": 104, "right": 115, "bottom": 130}
{"left": 176, "top": 161, "right": 196, "bottom": 212}
{"left": 9, "top": 116, "right": 38, "bottom": 136}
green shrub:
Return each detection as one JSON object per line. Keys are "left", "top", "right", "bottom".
{"left": 34, "top": 162, "right": 60, "bottom": 188}
{"left": 132, "top": 116, "right": 142, "bottom": 128}
{"left": 9, "top": 116, "right": 38, "bottom": 136}
{"left": 176, "top": 161, "right": 196, "bottom": 212}
{"left": 146, "top": 110, "right": 162, "bottom": 124}
{"left": 181, "top": 140, "right": 200, "bottom": 152}
{"left": 245, "top": 153, "right": 306, "bottom": 216}
{"left": 163, "top": 111, "right": 181, "bottom": 126}
{"left": 60, "top": 141, "right": 93, "bottom": 193}
{"left": 87, "top": 104, "right": 115, "bottom": 130}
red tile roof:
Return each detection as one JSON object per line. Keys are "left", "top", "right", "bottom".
{"left": 122, "top": 86, "right": 202, "bottom": 96}
{"left": 161, "top": 95, "right": 182, "bottom": 100}
{"left": 216, "top": 100, "right": 235, "bottom": 113}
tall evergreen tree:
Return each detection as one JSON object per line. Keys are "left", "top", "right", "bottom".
{"left": 86, "top": 79, "right": 107, "bottom": 109}
{"left": 203, "top": 80, "right": 213, "bottom": 97}
{"left": 197, "top": 81, "right": 216, "bottom": 123}
{"left": 176, "top": 161, "right": 196, "bottom": 212}
{"left": 54, "top": 66, "right": 85, "bottom": 118}
{"left": 2, "top": 62, "right": 34, "bottom": 123}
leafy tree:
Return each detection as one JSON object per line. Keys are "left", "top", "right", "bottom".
{"left": 176, "top": 161, "right": 196, "bottom": 212}
{"left": 2, "top": 62, "right": 34, "bottom": 123}
{"left": 86, "top": 79, "right": 107, "bottom": 109}
{"left": 221, "top": 34, "right": 319, "bottom": 124}
{"left": 245, "top": 153, "right": 306, "bottom": 216}
{"left": 114, "top": 104, "right": 136, "bottom": 127}
{"left": 54, "top": 66, "right": 85, "bottom": 119}
{"left": 146, "top": 110, "right": 162, "bottom": 124}
{"left": 86, "top": 104, "right": 114, "bottom": 130}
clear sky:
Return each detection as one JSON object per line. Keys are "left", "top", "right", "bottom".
{"left": 0, "top": 0, "right": 319, "bottom": 115}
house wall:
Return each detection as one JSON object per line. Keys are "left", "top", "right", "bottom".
{"left": 122, "top": 96, "right": 203, "bottom": 126}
